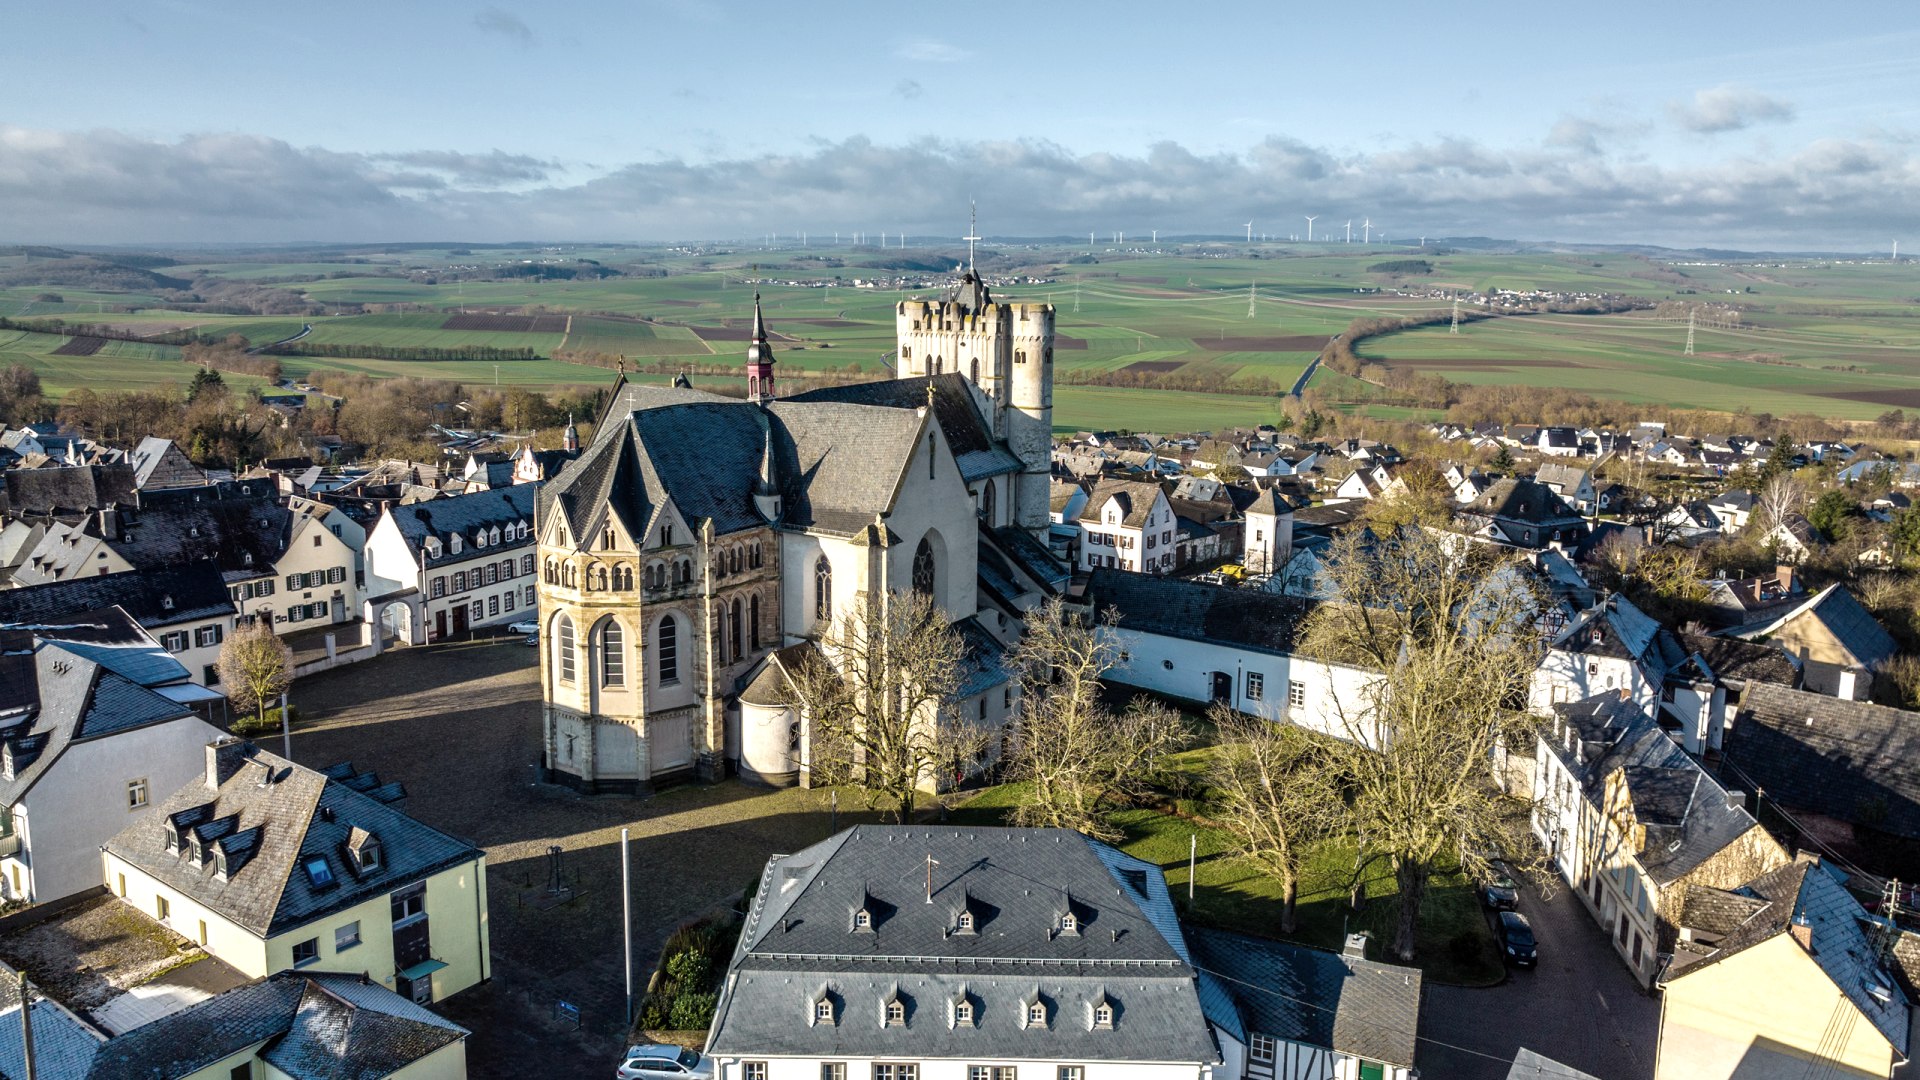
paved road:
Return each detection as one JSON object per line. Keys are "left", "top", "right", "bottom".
{"left": 1420, "top": 873, "right": 1659, "bottom": 1079}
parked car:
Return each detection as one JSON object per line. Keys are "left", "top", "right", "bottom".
{"left": 617, "top": 1045, "right": 714, "bottom": 1080}
{"left": 508, "top": 620, "right": 539, "bottom": 635}
{"left": 1498, "top": 910, "right": 1537, "bottom": 967}
{"left": 1481, "top": 864, "right": 1520, "bottom": 911}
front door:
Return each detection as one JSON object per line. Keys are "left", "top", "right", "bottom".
{"left": 434, "top": 610, "right": 447, "bottom": 641}
{"left": 452, "top": 604, "right": 469, "bottom": 637}
{"left": 1210, "top": 672, "right": 1232, "bottom": 703}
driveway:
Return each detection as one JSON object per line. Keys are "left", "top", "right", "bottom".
{"left": 1419, "top": 871, "right": 1660, "bottom": 1079}
{"left": 284, "top": 636, "right": 876, "bottom": 1079}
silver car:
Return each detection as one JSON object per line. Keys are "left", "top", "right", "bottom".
{"left": 617, "top": 1045, "right": 714, "bottom": 1080}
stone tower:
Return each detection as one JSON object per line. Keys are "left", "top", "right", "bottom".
{"left": 745, "top": 293, "right": 777, "bottom": 404}
{"left": 894, "top": 274, "right": 1054, "bottom": 536}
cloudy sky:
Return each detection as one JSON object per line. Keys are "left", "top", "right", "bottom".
{"left": 4, "top": 0, "right": 1918, "bottom": 249}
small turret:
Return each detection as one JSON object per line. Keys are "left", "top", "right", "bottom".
{"left": 752, "top": 411, "right": 782, "bottom": 522}
{"left": 746, "top": 292, "right": 777, "bottom": 404}
{"left": 563, "top": 414, "right": 579, "bottom": 453}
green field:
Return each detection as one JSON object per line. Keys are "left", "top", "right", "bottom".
{"left": 5, "top": 243, "right": 1919, "bottom": 428}
{"left": 0, "top": 329, "right": 271, "bottom": 397}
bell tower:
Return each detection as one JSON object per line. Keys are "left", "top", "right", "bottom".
{"left": 745, "top": 293, "right": 776, "bottom": 404}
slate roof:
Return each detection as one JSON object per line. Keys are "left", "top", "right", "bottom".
{"left": 1664, "top": 860, "right": 1908, "bottom": 1054}
{"left": 104, "top": 743, "right": 481, "bottom": 937}
{"left": 1732, "top": 584, "right": 1898, "bottom": 671}
{"left": 1086, "top": 567, "right": 1316, "bottom": 657}
{"left": 1244, "top": 488, "right": 1289, "bottom": 517}
{"left": 789, "top": 374, "right": 1022, "bottom": 481}
{"left": 1079, "top": 479, "right": 1167, "bottom": 528}
{"left": 104, "top": 479, "right": 291, "bottom": 581}
{"left": 1459, "top": 479, "right": 1585, "bottom": 527}
{"left": 1552, "top": 595, "right": 1684, "bottom": 672}
{"left": 0, "top": 977, "right": 102, "bottom": 1080}
{"left": 710, "top": 826, "right": 1219, "bottom": 1065}
{"left": 0, "top": 563, "right": 233, "bottom": 630}
{"left": 0, "top": 464, "right": 137, "bottom": 518}
{"left": 1672, "top": 633, "right": 1797, "bottom": 688}
{"left": 0, "top": 644, "right": 198, "bottom": 806}
{"left": 1545, "top": 693, "right": 1763, "bottom": 885}
{"left": 389, "top": 484, "right": 535, "bottom": 570}
{"left": 1189, "top": 928, "right": 1421, "bottom": 1068}
{"left": 0, "top": 606, "right": 186, "bottom": 713}
{"left": 82, "top": 971, "right": 465, "bottom": 1080}
{"left": 1723, "top": 684, "right": 1920, "bottom": 838}
{"left": 1506, "top": 1049, "right": 1602, "bottom": 1080}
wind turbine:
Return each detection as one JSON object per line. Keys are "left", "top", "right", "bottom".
{"left": 1344, "top": 220, "right": 1352, "bottom": 243}
{"left": 1244, "top": 222, "right": 1253, "bottom": 243}
{"left": 1363, "top": 219, "right": 1372, "bottom": 244}
{"left": 1304, "top": 216, "right": 1317, "bottom": 243}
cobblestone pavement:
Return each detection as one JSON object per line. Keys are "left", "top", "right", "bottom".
{"left": 288, "top": 636, "right": 866, "bottom": 1079}
{"left": 1420, "top": 869, "right": 1660, "bottom": 1079}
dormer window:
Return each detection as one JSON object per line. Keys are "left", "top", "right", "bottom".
{"left": 187, "top": 833, "right": 205, "bottom": 867}
{"left": 1092, "top": 997, "right": 1115, "bottom": 1029}
{"left": 1025, "top": 999, "right": 1048, "bottom": 1028}
{"left": 163, "top": 819, "right": 180, "bottom": 853}
{"left": 213, "top": 844, "right": 230, "bottom": 882}
{"left": 956, "top": 909, "right": 975, "bottom": 934}
{"left": 475, "top": 530, "right": 487, "bottom": 548}
{"left": 242, "top": 552, "right": 252, "bottom": 567}
{"left": 814, "top": 998, "right": 835, "bottom": 1025}
{"left": 854, "top": 909, "right": 872, "bottom": 932}
{"left": 449, "top": 535, "right": 463, "bottom": 555}
{"left": 1059, "top": 911, "right": 1079, "bottom": 936}
{"left": 885, "top": 1000, "right": 905, "bottom": 1027}
{"left": 954, "top": 998, "right": 975, "bottom": 1026}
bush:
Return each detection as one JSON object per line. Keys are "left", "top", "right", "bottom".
{"left": 668, "top": 991, "right": 717, "bottom": 1030}
{"left": 231, "top": 703, "right": 299, "bottom": 737}
{"left": 637, "top": 994, "right": 671, "bottom": 1030}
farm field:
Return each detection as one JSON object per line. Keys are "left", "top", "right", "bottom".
{"left": 0, "top": 329, "right": 271, "bottom": 397}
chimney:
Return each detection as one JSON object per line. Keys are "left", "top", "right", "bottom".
{"left": 1342, "top": 932, "right": 1369, "bottom": 960}
{"left": 206, "top": 737, "right": 248, "bottom": 789}
{"left": 1724, "top": 789, "right": 1747, "bottom": 813}
{"left": 1789, "top": 916, "right": 1813, "bottom": 952}
{"left": 1776, "top": 564, "right": 1796, "bottom": 593}
{"left": 96, "top": 508, "right": 117, "bottom": 541}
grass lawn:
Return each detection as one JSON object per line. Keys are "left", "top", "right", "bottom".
{"left": 949, "top": 780, "right": 1504, "bottom": 985}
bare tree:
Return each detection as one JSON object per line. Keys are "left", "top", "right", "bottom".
{"left": 1756, "top": 473, "right": 1806, "bottom": 532}
{"left": 1004, "top": 599, "right": 1189, "bottom": 839}
{"left": 217, "top": 621, "right": 293, "bottom": 729}
{"left": 786, "top": 588, "right": 984, "bottom": 823}
{"left": 1208, "top": 704, "right": 1343, "bottom": 934}
{"left": 1302, "top": 524, "right": 1545, "bottom": 962}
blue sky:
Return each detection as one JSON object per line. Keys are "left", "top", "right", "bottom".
{"left": 4, "top": 1, "right": 1918, "bottom": 247}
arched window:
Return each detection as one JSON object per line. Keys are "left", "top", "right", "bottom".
{"left": 556, "top": 615, "right": 576, "bottom": 683}
{"left": 657, "top": 616, "right": 679, "bottom": 684}
{"left": 750, "top": 594, "right": 761, "bottom": 651}
{"left": 601, "top": 621, "right": 625, "bottom": 686}
{"left": 729, "top": 599, "right": 743, "bottom": 663}
{"left": 749, "top": 542, "right": 762, "bottom": 568}
{"left": 912, "top": 537, "right": 935, "bottom": 598}
{"left": 970, "top": 357, "right": 980, "bottom": 383}
{"left": 815, "top": 556, "right": 832, "bottom": 623}
{"left": 979, "top": 481, "right": 995, "bottom": 524}
{"left": 731, "top": 546, "right": 742, "bottom": 574}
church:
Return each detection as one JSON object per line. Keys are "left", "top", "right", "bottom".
{"left": 536, "top": 274, "right": 1067, "bottom": 793}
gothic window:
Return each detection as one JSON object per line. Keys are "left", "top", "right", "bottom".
{"left": 601, "top": 621, "right": 625, "bottom": 686}
{"left": 729, "top": 599, "right": 743, "bottom": 663}
{"left": 556, "top": 615, "right": 576, "bottom": 683}
{"left": 750, "top": 594, "right": 761, "bottom": 651}
{"left": 749, "top": 541, "right": 763, "bottom": 568}
{"left": 657, "top": 616, "right": 679, "bottom": 684}
{"left": 912, "top": 537, "right": 936, "bottom": 598}
{"left": 615, "top": 565, "right": 633, "bottom": 590}
{"left": 815, "top": 556, "right": 832, "bottom": 623}
{"left": 731, "top": 546, "right": 742, "bottom": 574}
{"left": 979, "top": 482, "right": 995, "bottom": 524}
{"left": 970, "top": 358, "right": 980, "bottom": 383}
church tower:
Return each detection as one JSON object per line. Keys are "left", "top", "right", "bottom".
{"left": 745, "top": 293, "right": 777, "bottom": 404}
{"left": 894, "top": 271, "right": 1054, "bottom": 537}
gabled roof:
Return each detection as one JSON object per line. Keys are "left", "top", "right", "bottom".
{"left": 0, "top": 644, "right": 198, "bottom": 806}
{"left": 1724, "top": 684, "right": 1920, "bottom": 838}
{"left": 1079, "top": 479, "right": 1167, "bottom": 528}
{"left": 105, "top": 743, "right": 481, "bottom": 937}
{"left": 1189, "top": 928, "right": 1421, "bottom": 1068}
{"left": 1459, "top": 478, "right": 1585, "bottom": 526}
{"left": 1732, "top": 584, "right": 1897, "bottom": 670}
{"left": 1086, "top": 568, "right": 1316, "bottom": 657}
{"left": 389, "top": 484, "right": 535, "bottom": 569}
{"left": 1672, "top": 633, "right": 1797, "bottom": 688}
{"left": 0, "top": 563, "right": 233, "bottom": 630}
{"left": 0, "top": 464, "right": 137, "bottom": 518}
{"left": 788, "top": 374, "right": 1021, "bottom": 482}
{"left": 82, "top": 971, "right": 465, "bottom": 1080}
{"left": 1552, "top": 594, "right": 1683, "bottom": 672}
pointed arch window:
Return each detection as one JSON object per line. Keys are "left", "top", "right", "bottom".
{"left": 815, "top": 556, "right": 832, "bottom": 623}
{"left": 556, "top": 615, "right": 576, "bottom": 683}
{"left": 750, "top": 594, "right": 761, "bottom": 651}
{"left": 729, "top": 599, "right": 743, "bottom": 663}
{"left": 912, "top": 537, "right": 936, "bottom": 598}
{"left": 601, "top": 621, "right": 625, "bottom": 686}
{"left": 657, "top": 616, "right": 679, "bottom": 684}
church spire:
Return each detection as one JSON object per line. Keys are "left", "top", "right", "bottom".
{"left": 563, "top": 413, "right": 579, "bottom": 453}
{"left": 745, "top": 290, "right": 777, "bottom": 404}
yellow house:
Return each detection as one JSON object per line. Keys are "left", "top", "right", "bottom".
{"left": 102, "top": 738, "right": 489, "bottom": 1006}
{"left": 1657, "top": 857, "right": 1912, "bottom": 1078}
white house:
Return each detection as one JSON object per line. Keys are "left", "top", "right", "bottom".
{"left": 1534, "top": 463, "right": 1597, "bottom": 515}
{"left": 0, "top": 635, "right": 225, "bottom": 904}
{"left": 1704, "top": 490, "right": 1755, "bottom": 534}
{"left": 0, "top": 563, "right": 237, "bottom": 687}
{"left": 364, "top": 484, "right": 538, "bottom": 643}
{"left": 1240, "top": 489, "right": 1294, "bottom": 575}
{"left": 1078, "top": 478, "right": 1177, "bottom": 575}
{"left": 1529, "top": 594, "right": 1684, "bottom": 717}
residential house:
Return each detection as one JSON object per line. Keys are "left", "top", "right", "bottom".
{"left": 1240, "top": 489, "right": 1294, "bottom": 575}
{"left": 1455, "top": 479, "right": 1589, "bottom": 550}
{"left": 1659, "top": 634, "right": 1798, "bottom": 756}
{"left": 1759, "top": 512, "right": 1823, "bottom": 564}
{"left": 364, "top": 484, "right": 538, "bottom": 643}
{"left": 1697, "top": 449, "right": 1740, "bottom": 476}
{"left": 1646, "top": 442, "right": 1692, "bottom": 468}
{"left": 1077, "top": 478, "right": 1178, "bottom": 575}
{"left": 0, "top": 463, "right": 137, "bottom": 524}
{"left": 1658, "top": 858, "right": 1909, "bottom": 1080}
{"left": 1704, "top": 490, "right": 1755, "bottom": 534}
{"left": 1443, "top": 464, "right": 1493, "bottom": 505}
{"left": 1657, "top": 501, "right": 1721, "bottom": 542}
{"left": 706, "top": 826, "right": 1423, "bottom": 1080}
{"left": 1330, "top": 470, "right": 1383, "bottom": 502}
{"left": 1720, "top": 685, "right": 1920, "bottom": 880}
{"left": 1699, "top": 567, "right": 1802, "bottom": 630}
{"left": 1530, "top": 594, "right": 1685, "bottom": 716}
{"left": 1536, "top": 426, "right": 1582, "bottom": 458}
{"left": 128, "top": 437, "right": 208, "bottom": 491}
{"left": 1722, "top": 583, "right": 1898, "bottom": 700}
{"left": 1086, "top": 569, "right": 1381, "bottom": 746}
{"left": 0, "top": 627, "right": 225, "bottom": 903}
{"left": 103, "top": 738, "right": 490, "bottom": 1005}
{"left": 1530, "top": 693, "right": 1791, "bottom": 987}
{"left": 0, "top": 564, "right": 236, "bottom": 686}
{"left": 1535, "top": 463, "right": 1597, "bottom": 514}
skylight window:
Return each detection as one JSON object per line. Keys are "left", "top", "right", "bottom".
{"left": 304, "top": 856, "right": 335, "bottom": 888}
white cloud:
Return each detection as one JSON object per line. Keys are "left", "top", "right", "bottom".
{"left": 895, "top": 39, "right": 970, "bottom": 63}
{"left": 1669, "top": 84, "right": 1795, "bottom": 134}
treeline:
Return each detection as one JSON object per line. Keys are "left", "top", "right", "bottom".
{"left": 1055, "top": 366, "right": 1294, "bottom": 397}
{"left": 0, "top": 316, "right": 228, "bottom": 347}
{"left": 182, "top": 337, "right": 283, "bottom": 381}
{"left": 263, "top": 342, "right": 540, "bottom": 362}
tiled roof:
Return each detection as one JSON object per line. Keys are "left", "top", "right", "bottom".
{"left": 1086, "top": 568, "right": 1316, "bottom": 657}
{"left": 1189, "top": 928, "right": 1421, "bottom": 1068}
{"left": 0, "top": 563, "right": 233, "bottom": 630}
{"left": 104, "top": 744, "right": 481, "bottom": 937}
{"left": 1079, "top": 479, "right": 1166, "bottom": 528}
{"left": 1724, "top": 684, "right": 1920, "bottom": 838}
{"left": 83, "top": 971, "right": 464, "bottom": 1080}
{"left": 390, "top": 484, "right": 535, "bottom": 569}
{"left": 710, "top": 826, "right": 1217, "bottom": 1065}
{"left": 1459, "top": 478, "right": 1585, "bottom": 526}
{"left": 0, "top": 645, "right": 197, "bottom": 806}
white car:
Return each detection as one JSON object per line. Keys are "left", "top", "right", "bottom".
{"left": 507, "top": 620, "right": 539, "bottom": 636}
{"left": 616, "top": 1045, "right": 714, "bottom": 1080}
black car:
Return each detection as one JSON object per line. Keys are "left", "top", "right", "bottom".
{"left": 1499, "top": 910, "right": 1537, "bottom": 967}
{"left": 1481, "top": 866, "right": 1520, "bottom": 911}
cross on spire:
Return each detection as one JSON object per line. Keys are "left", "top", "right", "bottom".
{"left": 962, "top": 200, "right": 981, "bottom": 276}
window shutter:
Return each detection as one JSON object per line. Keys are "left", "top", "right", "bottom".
{"left": 329, "top": 566, "right": 344, "bottom": 584}
{"left": 286, "top": 574, "right": 299, "bottom": 589}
